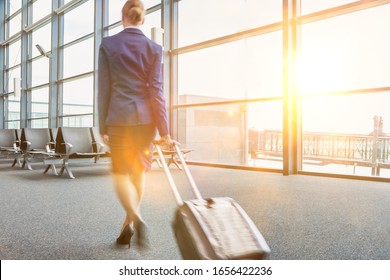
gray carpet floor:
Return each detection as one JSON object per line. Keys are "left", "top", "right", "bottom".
{"left": 0, "top": 158, "right": 389, "bottom": 260}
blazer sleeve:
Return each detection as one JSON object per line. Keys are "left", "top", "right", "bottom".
{"left": 98, "top": 42, "right": 111, "bottom": 135}
{"left": 147, "top": 46, "right": 169, "bottom": 137}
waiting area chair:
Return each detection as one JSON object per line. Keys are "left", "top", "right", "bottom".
{"left": 90, "top": 126, "right": 110, "bottom": 160}
{"left": 0, "top": 129, "right": 21, "bottom": 167}
{"left": 43, "top": 127, "right": 106, "bottom": 179}
{"left": 19, "top": 128, "right": 56, "bottom": 171}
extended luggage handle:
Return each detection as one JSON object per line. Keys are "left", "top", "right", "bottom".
{"left": 154, "top": 140, "right": 202, "bottom": 206}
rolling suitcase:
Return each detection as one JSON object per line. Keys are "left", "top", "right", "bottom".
{"left": 155, "top": 142, "right": 271, "bottom": 260}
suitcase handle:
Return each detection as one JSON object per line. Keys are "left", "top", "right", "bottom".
{"left": 154, "top": 141, "right": 202, "bottom": 206}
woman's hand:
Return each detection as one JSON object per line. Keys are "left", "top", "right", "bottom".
{"left": 100, "top": 134, "right": 110, "bottom": 146}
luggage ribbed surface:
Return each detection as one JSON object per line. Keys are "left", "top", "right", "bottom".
{"left": 186, "top": 197, "right": 268, "bottom": 259}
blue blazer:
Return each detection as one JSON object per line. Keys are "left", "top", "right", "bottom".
{"left": 98, "top": 28, "right": 169, "bottom": 136}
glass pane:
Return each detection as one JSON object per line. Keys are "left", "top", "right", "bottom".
{"left": 30, "top": 87, "right": 49, "bottom": 119}
{"left": 31, "top": 23, "right": 51, "bottom": 58}
{"left": 140, "top": 10, "right": 161, "bottom": 39}
{"left": 108, "top": 1, "right": 122, "bottom": 24}
{"left": 63, "top": 0, "right": 94, "bottom": 44}
{"left": 298, "top": 4, "right": 390, "bottom": 95}
{"left": 301, "top": 0, "right": 356, "bottom": 15}
{"left": 248, "top": 101, "right": 283, "bottom": 169}
{"left": 31, "top": 119, "right": 49, "bottom": 128}
{"left": 177, "top": 101, "right": 282, "bottom": 169}
{"left": 9, "top": 13, "right": 21, "bottom": 38}
{"left": 9, "top": 1, "right": 21, "bottom": 15}
{"left": 6, "top": 121, "right": 20, "bottom": 129}
{"left": 32, "top": 0, "right": 51, "bottom": 23}
{"left": 6, "top": 66, "right": 21, "bottom": 93}
{"left": 178, "top": 0, "right": 282, "bottom": 47}
{"left": 8, "top": 100, "right": 20, "bottom": 122}
{"left": 63, "top": 37, "right": 94, "bottom": 78}
{"left": 62, "top": 76, "right": 94, "bottom": 115}
{"left": 178, "top": 31, "right": 282, "bottom": 102}
{"left": 31, "top": 57, "right": 49, "bottom": 87}
{"left": 108, "top": 0, "right": 161, "bottom": 25}
{"left": 141, "top": 0, "right": 161, "bottom": 9}
{"left": 8, "top": 40, "right": 21, "bottom": 68}
{"left": 302, "top": 91, "right": 390, "bottom": 178}
{"left": 61, "top": 115, "right": 93, "bottom": 127}
{"left": 178, "top": 104, "right": 247, "bottom": 165}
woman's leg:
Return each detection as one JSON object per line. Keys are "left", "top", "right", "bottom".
{"left": 112, "top": 173, "right": 140, "bottom": 233}
{"left": 131, "top": 169, "right": 145, "bottom": 213}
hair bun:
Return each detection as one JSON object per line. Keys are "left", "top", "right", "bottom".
{"left": 123, "top": 0, "right": 145, "bottom": 25}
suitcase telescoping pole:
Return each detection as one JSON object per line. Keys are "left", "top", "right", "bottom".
{"left": 154, "top": 141, "right": 202, "bottom": 205}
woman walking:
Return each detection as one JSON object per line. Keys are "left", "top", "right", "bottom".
{"left": 98, "top": 0, "right": 171, "bottom": 248}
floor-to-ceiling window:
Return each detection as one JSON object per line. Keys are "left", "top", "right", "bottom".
{"left": 1, "top": 0, "right": 390, "bottom": 180}
{"left": 175, "top": 0, "right": 283, "bottom": 169}
{"left": 29, "top": 19, "right": 51, "bottom": 128}
{"left": 60, "top": 0, "right": 94, "bottom": 127}
{"left": 3, "top": 2, "right": 22, "bottom": 129}
{"left": 298, "top": 1, "right": 390, "bottom": 177}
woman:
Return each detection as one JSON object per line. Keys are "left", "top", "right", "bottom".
{"left": 98, "top": 0, "right": 171, "bottom": 248}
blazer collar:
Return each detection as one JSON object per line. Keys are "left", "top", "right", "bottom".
{"left": 121, "top": 28, "right": 145, "bottom": 36}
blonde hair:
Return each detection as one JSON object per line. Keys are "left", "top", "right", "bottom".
{"left": 122, "top": 0, "right": 145, "bottom": 25}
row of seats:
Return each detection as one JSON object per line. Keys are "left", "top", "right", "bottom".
{"left": 0, "top": 127, "right": 109, "bottom": 179}
{"left": 1, "top": 127, "right": 191, "bottom": 179}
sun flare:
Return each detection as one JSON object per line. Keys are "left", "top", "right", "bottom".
{"left": 296, "top": 52, "right": 344, "bottom": 96}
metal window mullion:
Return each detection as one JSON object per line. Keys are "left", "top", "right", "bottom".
{"left": 26, "top": 0, "right": 33, "bottom": 127}
{"left": 20, "top": 0, "right": 29, "bottom": 128}
{"left": 300, "top": 0, "right": 390, "bottom": 25}
{"left": 23, "top": 13, "right": 52, "bottom": 33}
{"left": 49, "top": 0, "right": 61, "bottom": 128}
{"left": 0, "top": 1, "right": 5, "bottom": 128}
{"left": 57, "top": 9, "right": 64, "bottom": 127}
{"left": 171, "top": 22, "right": 282, "bottom": 56}
{"left": 282, "top": 0, "right": 300, "bottom": 175}
{"left": 54, "top": 0, "right": 87, "bottom": 14}
{"left": 163, "top": 0, "right": 178, "bottom": 139}
{"left": 93, "top": 0, "right": 105, "bottom": 127}
{"left": 3, "top": 1, "right": 10, "bottom": 127}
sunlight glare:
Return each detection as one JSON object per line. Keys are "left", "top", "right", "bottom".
{"left": 296, "top": 51, "right": 344, "bottom": 96}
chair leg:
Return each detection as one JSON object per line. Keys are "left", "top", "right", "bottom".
{"left": 26, "top": 160, "right": 33, "bottom": 170}
{"left": 11, "top": 156, "right": 22, "bottom": 167}
{"left": 51, "top": 164, "right": 58, "bottom": 176}
{"left": 24, "top": 156, "right": 33, "bottom": 170}
{"left": 43, "top": 164, "right": 58, "bottom": 175}
{"left": 60, "top": 160, "right": 75, "bottom": 179}
{"left": 43, "top": 165, "right": 51, "bottom": 174}
{"left": 64, "top": 164, "right": 75, "bottom": 179}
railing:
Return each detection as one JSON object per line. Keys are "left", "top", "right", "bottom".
{"left": 249, "top": 129, "right": 390, "bottom": 167}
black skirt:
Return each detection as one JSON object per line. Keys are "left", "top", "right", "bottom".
{"left": 107, "top": 125, "right": 156, "bottom": 175}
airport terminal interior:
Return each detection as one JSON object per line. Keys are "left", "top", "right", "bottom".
{"left": 1, "top": 0, "right": 390, "bottom": 260}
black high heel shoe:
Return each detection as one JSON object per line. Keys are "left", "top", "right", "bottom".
{"left": 116, "top": 224, "right": 134, "bottom": 248}
{"left": 134, "top": 221, "right": 149, "bottom": 249}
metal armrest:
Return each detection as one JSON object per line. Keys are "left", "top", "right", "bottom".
{"left": 23, "top": 140, "right": 31, "bottom": 151}
{"left": 61, "top": 142, "right": 73, "bottom": 155}
{"left": 94, "top": 141, "right": 105, "bottom": 153}
{"left": 45, "top": 142, "right": 55, "bottom": 153}
{"left": 13, "top": 142, "right": 20, "bottom": 151}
